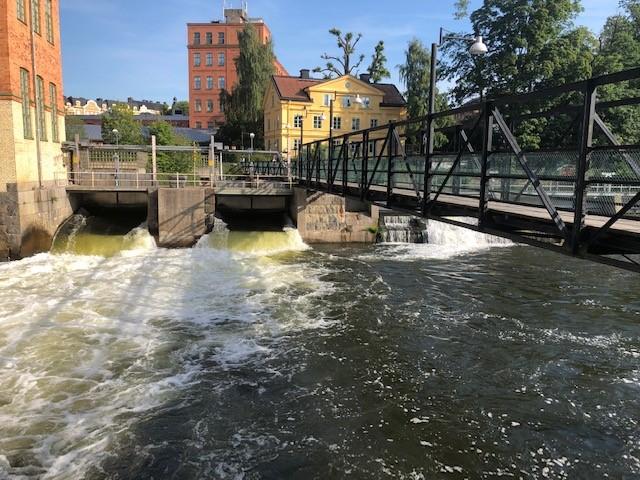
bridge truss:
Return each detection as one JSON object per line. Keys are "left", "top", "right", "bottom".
{"left": 297, "top": 68, "right": 640, "bottom": 273}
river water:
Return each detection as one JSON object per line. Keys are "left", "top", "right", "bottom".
{"left": 0, "top": 219, "right": 638, "bottom": 479}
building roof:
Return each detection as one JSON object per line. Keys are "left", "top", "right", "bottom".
{"left": 78, "top": 125, "right": 212, "bottom": 144}
{"left": 373, "top": 83, "right": 407, "bottom": 107}
{"left": 272, "top": 76, "right": 323, "bottom": 102}
{"left": 271, "top": 75, "right": 407, "bottom": 106}
{"left": 173, "top": 128, "right": 215, "bottom": 143}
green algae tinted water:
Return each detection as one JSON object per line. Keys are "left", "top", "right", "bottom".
{"left": 0, "top": 221, "right": 638, "bottom": 479}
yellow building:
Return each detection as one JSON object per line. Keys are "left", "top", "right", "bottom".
{"left": 264, "top": 71, "right": 407, "bottom": 159}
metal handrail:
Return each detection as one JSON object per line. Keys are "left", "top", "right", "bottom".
{"left": 58, "top": 171, "right": 295, "bottom": 190}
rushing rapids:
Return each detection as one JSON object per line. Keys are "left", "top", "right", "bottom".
{"left": 0, "top": 218, "right": 637, "bottom": 479}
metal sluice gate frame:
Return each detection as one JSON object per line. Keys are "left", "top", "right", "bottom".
{"left": 296, "top": 67, "right": 640, "bottom": 273}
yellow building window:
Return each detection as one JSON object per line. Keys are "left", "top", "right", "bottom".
{"left": 351, "top": 117, "right": 361, "bottom": 131}
{"left": 313, "top": 116, "right": 323, "bottom": 129}
{"left": 332, "top": 117, "right": 342, "bottom": 130}
{"left": 293, "top": 115, "right": 303, "bottom": 128}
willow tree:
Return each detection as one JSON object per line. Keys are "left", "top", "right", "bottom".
{"left": 368, "top": 41, "right": 390, "bottom": 83}
{"left": 399, "top": 40, "right": 450, "bottom": 145}
{"left": 220, "top": 23, "right": 275, "bottom": 148}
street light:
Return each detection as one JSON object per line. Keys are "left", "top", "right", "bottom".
{"left": 249, "top": 132, "right": 255, "bottom": 163}
{"left": 429, "top": 28, "right": 489, "bottom": 115}
{"left": 112, "top": 128, "right": 120, "bottom": 187}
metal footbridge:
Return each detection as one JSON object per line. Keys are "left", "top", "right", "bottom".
{"left": 296, "top": 68, "right": 640, "bottom": 273}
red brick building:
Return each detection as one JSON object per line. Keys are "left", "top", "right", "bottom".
{"left": 187, "top": 7, "right": 287, "bottom": 130}
{"left": 0, "top": 0, "right": 66, "bottom": 188}
{"left": 0, "top": 0, "right": 71, "bottom": 258}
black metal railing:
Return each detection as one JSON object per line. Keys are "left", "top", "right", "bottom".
{"left": 296, "top": 67, "right": 640, "bottom": 271}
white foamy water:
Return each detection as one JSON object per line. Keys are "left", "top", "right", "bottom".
{"left": 0, "top": 227, "right": 328, "bottom": 479}
{"left": 364, "top": 218, "right": 513, "bottom": 261}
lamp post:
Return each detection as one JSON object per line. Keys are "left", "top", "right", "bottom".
{"left": 112, "top": 128, "right": 120, "bottom": 187}
{"left": 249, "top": 132, "right": 255, "bottom": 163}
{"left": 429, "top": 28, "right": 488, "bottom": 115}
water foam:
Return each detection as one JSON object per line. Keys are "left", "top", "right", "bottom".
{"left": 198, "top": 223, "right": 310, "bottom": 257}
{"left": 363, "top": 218, "right": 513, "bottom": 261}
{"left": 0, "top": 224, "right": 330, "bottom": 478}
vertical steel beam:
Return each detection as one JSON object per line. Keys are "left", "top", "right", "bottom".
{"left": 421, "top": 117, "right": 434, "bottom": 215}
{"left": 572, "top": 81, "right": 597, "bottom": 253}
{"left": 360, "top": 132, "right": 368, "bottom": 198}
{"left": 478, "top": 102, "right": 493, "bottom": 228}
{"left": 343, "top": 137, "right": 349, "bottom": 193}
{"left": 387, "top": 124, "right": 395, "bottom": 201}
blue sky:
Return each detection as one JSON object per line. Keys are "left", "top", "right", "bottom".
{"left": 61, "top": 0, "right": 622, "bottom": 103}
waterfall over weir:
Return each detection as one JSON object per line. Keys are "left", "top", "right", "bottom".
{"left": 378, "top": 215, "right": 428, "bottom": 244}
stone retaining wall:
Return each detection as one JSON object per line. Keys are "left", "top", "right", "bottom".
{"left": 0, "top": 182, "right": 74, "bottom": 259}
{"left": 293, "top": 187, "right": 378, "bottom": 243}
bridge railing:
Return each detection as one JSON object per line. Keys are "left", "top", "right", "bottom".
{"left": 57, "top": 171, "right": 295, "bottom": 192}
{"left": 299, "top": 68, "right": 640, "bottom": 224}
{"left": 57, "top": 171, "right": 214, "bottom": 189}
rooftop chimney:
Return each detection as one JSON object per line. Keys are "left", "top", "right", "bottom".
{"left": 300, "top": 69, "right": 310, "bottom": 79}
{"left": 359, "top": 73, "right": 371, "bottom": 83}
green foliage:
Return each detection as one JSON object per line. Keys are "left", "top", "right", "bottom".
{"left": 594, "top": 0, "right": 640, "bottom": 144}
{"left": 148, "top": 121, "right": 194, "bottom": 173}
{"left": 368, "top": 41, "right": 391, "bottom": 83}
{"left": 454, "top": 0, "right": 470, "bottom": 20}
{"left": 314, "top": 29, "right": 366, "bottom": 78}
{"left": 102, "top": 105, "right": 143, "bottom": 145}
{"left": 65, "top": 115, "right": 86, "bottom": 141}
{"left": 442, "top": 0, "right": 595, "bottom": 103}
{"left": 398, "top": 40, "right": 452, "bottom": 145}
{"left": 221, "top": 23, "right": 275, "bottom": 148}
{"left": 399, "top": 40, "right": 432, "bottom": 121}
{"left": 172, "top": 100, "right": 189, "bottom": 115}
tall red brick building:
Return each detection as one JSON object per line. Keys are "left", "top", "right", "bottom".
{"left": 187, "top": 6, "right": 287, "bottom": 130}
{"left": 0, "top": 0, "right": 71, "bottom": 258}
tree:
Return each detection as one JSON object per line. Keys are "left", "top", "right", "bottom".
{"left": 65, "top": 115, "right": 86, "bottom": 141}
{"left": 441, "top": 0, "right": 595, "bottom": 104}
{"left": 220, "top": 23, "right": 275, "bottom": 148}
{"left": 172, "top": 100, "right": 189, "bottom": 115}
{"left": 368, "top": 41, "right": 390, "bottom": 83}
{"left": 148, "top": 121, "right": 194, "bottom": 173}
{"left": 593, "top": 0, "right": 640, "bottom": 144}
{"left": 101, "top": 104, "right": 143, "bottom": 145}
{"left": 454, "top": 0, "right": 470, "bottom": 20}
{"left": 314, "top": 29, "right": 366, "bottom": 78}
{"left": 398, "top": 40, "right": 450, "bottom": 144}
{"left": 399, "top": 40, "right": 432, "bottom": 122}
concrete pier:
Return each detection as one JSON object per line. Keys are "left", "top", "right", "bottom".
{"left": 155, "top": 188, "right": 215, "bottom": 248}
